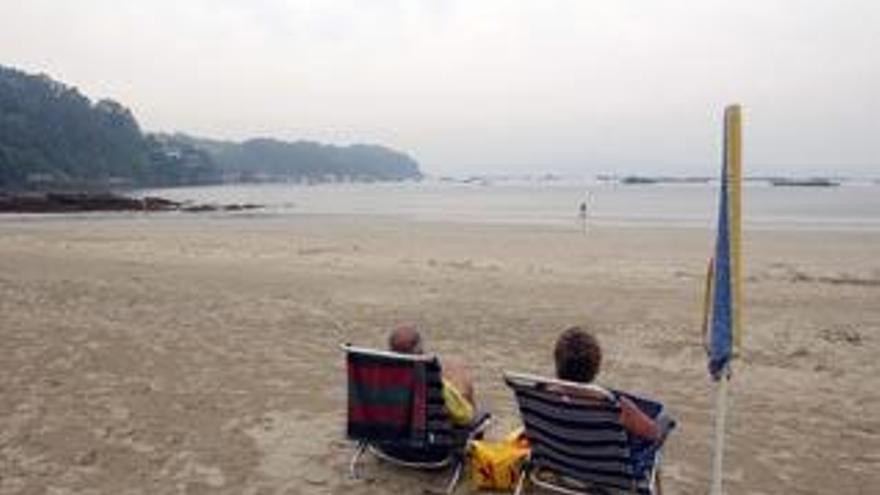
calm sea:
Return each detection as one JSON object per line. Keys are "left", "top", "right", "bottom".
{"left": 133, "top": 180, "right": 880, "bottom": 232}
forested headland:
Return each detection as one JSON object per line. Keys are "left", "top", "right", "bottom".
{"left": 0, "top": 65, "right": 422, "bottom": 191}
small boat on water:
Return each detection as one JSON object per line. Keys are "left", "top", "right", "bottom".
{"left": 770, "top": 178, "right": 840, "bottom": 187}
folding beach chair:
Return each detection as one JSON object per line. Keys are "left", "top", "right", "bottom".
{"left": 504, "top": 372, "right": 673, "bottom": 495}
{"left": 343, "top": 344, "right": 491, "bottom": 494}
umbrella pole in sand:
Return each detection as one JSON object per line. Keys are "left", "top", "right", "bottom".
{"left": 707, "top": 104, "right": 743, "bottom": 495}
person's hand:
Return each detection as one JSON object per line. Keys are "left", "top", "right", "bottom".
{"left": 655, "top": 413, "right": 676, "bottom": 445}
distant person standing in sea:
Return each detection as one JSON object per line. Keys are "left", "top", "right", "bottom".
{"left": 578, "top": 194, "right": 589, "bottom": 234}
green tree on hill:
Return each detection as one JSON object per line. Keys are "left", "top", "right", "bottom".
{"left": 0, "top": 67, "right": 150, "bottom": 188}
{"left": 0, "top": 64, "right": 422, "bottom": 190}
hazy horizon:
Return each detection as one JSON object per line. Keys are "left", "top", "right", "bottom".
{"left": 2, "top": 1, "right": 878, "bottom": 177}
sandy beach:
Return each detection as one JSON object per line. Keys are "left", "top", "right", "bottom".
{"left": 1, "top": 214, "right": 878, "bottom": 494}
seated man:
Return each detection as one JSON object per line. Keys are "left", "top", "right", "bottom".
{"left": 553, "top": 326, "right": 672, "bottom": 441}
{"left": 551, "top": 326, "right": 673, "bottom": 493}
{"left": 389, "top": 324, "right": 476, "bottom": 427}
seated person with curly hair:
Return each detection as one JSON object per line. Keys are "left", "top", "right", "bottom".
{"left": 553, "top": 326, "right": 668, "bottom": 440}
{"left": 550, "top": 326, "right": 672, "bottom": 493}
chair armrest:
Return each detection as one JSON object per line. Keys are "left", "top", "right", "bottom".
{"left": 655, "top": 414, "right": 677, "bottom": 447}
{"left": 466, "top": 411, "right": 492, "bottom": 443}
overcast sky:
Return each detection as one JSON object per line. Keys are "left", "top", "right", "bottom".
{"left": 1, "top": 1, "right": 877, "bottom": 176}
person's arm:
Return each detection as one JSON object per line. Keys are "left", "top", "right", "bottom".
{"left": 442, "top": 379, "right": 475, "bottom": 426}
{"left": 618, "top": 395, "right": 660, "bottom": 441}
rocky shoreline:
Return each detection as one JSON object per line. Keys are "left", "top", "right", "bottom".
{"left": 0, "top": 192, "right": 262, "bottom": 214}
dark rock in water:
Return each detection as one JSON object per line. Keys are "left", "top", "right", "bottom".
{"left": 0, "top": 192, "right": 175, "bottom": 213}
{"left": 620, "top": 176, "right": 659, "bottom": 185}
{"left": 222, "top": 204, "right": 261, "bottom": 211}
{"left": 769, "top": 178, "right": 840, "bottom": 187}
{"left": 180, "top": 203, "right": 262, "bottom": 213}
{"left": 0, "top": 192, "right": 262, "bottom": 214}
{"left": 142, "top": 196, "right": 180, "bottom": 210}
{"left": 181, "top": 204, "right": 219, "bottom": 213}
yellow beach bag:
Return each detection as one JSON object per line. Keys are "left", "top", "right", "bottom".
{"left": 469, "top": 428, "right": 530, "bottom": 491}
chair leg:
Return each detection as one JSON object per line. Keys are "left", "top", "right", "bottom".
{"left": 653, "top": 467, "right": 663, "bottom": 495}
{"left": 349, "top": 441, "right": 367, "bottom": 479}
{"left": 649, "top": 450, "right": 663, "bottom": 495}
{"left": 443, "top": 459, "right": 464, "bottom": 495}
{"left": 512, "top": 467, "right": 527, "bottom": 495}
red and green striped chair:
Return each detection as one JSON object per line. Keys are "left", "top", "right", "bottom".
{"left": 343, "top": 344, "right": 491, "bottom": 494}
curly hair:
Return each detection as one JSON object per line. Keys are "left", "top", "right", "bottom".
{"left": 554, "top": 326, "right": 602, "bottom": 383}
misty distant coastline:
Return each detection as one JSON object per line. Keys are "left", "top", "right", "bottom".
{"left": 1, "top": 62, "right": 873, "bottom": 200}
{"left": 429, "top": 173, "right": 876, "bottom": 188}
{"left": 601, "top": 174, "right": 850, "bottom": 187}
{"left": 0, "top": 64, "right": 422, "bottom": 193}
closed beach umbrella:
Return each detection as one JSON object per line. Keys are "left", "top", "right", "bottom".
{"left": 706, "top": 105, "right": 743, "bottom": 495}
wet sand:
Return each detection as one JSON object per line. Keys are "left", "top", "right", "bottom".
{"left": 1, "top": 215, "right": 878, "bottom": 494}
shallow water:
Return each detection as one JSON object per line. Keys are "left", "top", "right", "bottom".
{"left": 133, "top": 180, "right": 880, "bottom": 232}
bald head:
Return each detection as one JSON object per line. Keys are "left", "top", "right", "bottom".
{"left": 389, "top": 324, "right": 423, "bottom": 354}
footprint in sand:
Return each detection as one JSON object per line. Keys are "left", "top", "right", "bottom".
{"left": 243, "top": 411, "right": 343, "bottom": 488}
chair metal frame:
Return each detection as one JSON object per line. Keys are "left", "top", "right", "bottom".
{"left": 343, "top": 344, "right": 491, "bottom": 495}
{"left": 505, "top": 371, "right": 663, "bottom": 495}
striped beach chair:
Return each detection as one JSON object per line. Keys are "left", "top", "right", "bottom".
{"left": 343, "top": 344, "right": 490, "bottom": 494}
{"left": 504, "top": 372, "right": 671, "bottom": 495}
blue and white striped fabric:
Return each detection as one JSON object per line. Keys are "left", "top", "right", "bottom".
{"left": 505, "top": 373, "right": 666, "bottom": 495}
